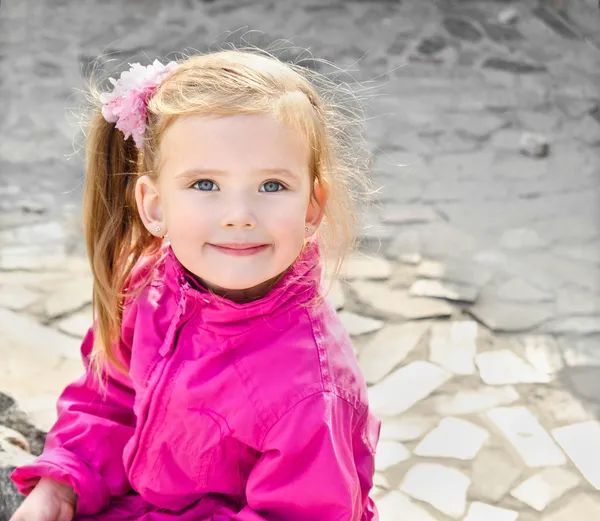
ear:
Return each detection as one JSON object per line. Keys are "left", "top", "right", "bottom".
{"left": 135, "top": 175, "right": 166, "bottom": 237}
{"left": 305, "top": 178, "right": 328, "bottom": 236}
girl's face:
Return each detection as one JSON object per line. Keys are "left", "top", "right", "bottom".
{"left": 136, "top": 114, "right": 324, "bottom": 298}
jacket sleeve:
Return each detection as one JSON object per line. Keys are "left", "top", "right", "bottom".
{"left": 214, "top": 392, "right": 379, "bottom": 521}
{"left": 10, "top": 326, "right": 136, "bottom": 515}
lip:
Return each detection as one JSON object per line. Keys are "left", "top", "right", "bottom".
{"left": 208, "top": 243, "right": 270, "bottom": 256}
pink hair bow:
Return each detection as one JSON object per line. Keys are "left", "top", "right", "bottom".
{"left": 99, "top": 59, "right": 178, "bottom": 149}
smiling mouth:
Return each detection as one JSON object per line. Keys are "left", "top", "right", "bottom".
{"left": 209, "top": 243, "right": 270, "bottom": 256}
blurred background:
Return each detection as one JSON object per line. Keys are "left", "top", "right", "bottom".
{"left": 1, "top": 0, "right": 600, "bottom": 519}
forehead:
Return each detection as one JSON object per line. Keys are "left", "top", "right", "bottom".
{"left": 159, "top": 114, "right": 309, "bottom": 175}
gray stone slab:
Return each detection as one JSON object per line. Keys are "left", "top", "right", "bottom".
{"left": 541, "top": 316, "right": 600, "bottom": 335}
{"left": 489, "top": 277, "right": 554, "bottom": 303}
{"left": 416, "top": 258, "right": 493, "bottom": 287}
{"left": 468, "top": 299, "right": 555, "bottom": 332}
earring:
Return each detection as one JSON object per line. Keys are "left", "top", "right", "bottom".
{"left": 305, "top": 224, "right": 311, "bottom": 234}
{"left": 154, "top": 224, "right": 162, "bottom": 235}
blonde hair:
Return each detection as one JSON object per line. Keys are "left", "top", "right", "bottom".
{"left": 82, "top": 48, "right": 371, "bottom": 375}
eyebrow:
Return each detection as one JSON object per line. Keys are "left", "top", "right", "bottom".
{"left": 176, "top": 168, "right": 299, "bottom": 181}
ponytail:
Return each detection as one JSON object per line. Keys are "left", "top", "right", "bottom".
{"left": 82, "top": 110, "right": 156, "bottom": 377}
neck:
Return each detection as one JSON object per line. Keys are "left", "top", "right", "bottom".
{"left": 196, "top": 272, "right": 287, "bottom": 304}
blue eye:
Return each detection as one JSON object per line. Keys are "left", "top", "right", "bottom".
{"left": 192, "top": 180, "right": 217, "bottom": 191}
{"left": 260, "top": 181, "right": 285, "bottom": 193}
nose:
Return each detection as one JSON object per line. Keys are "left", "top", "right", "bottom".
{"left": 220, "top": 192, "right": 257, "bottom": 229}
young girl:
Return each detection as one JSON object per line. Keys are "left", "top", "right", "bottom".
{"left": 9, "top": 50, "right": 380, "bottom": 521}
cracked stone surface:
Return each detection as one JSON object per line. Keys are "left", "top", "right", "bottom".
{"left": 2, "top": 0, "right": 600, "bottom": 519}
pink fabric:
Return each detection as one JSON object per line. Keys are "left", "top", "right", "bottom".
{"left": 11, "top": 240, "right": 381, "bottom": 520}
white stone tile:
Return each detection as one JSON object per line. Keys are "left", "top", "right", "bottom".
{"left": 373, "top": 472, "right": 390, "bottom": 490}
{"left": 464, "top": 502, "right": 518, "bottom": 521}
{"left": 520, "top": 335, "right": 564, "bottom": 374}
{"left": 57, "top": 309, "right": 93, "bottom": 338}
{"left": 429, "top": 321, "right": 478, "bottom": 375}
{"left": 400, "top": 463, "right": 470, "bottom": 519}
{"left": 0, "top": 308, "right": 80, "bottom": 360}
{"left": 368, "top": 361, "right": 452, "bottom": 417}
{"left": 410, "top": 278, "right": 478, "bottom": 303}
{"left": 359, "top": 322, "right": 430, "bottom": 384}
{"left": 44, "top": 275, "right": 93, "bottom": 318}
{"left": 543, "top": 493, "right": 600, "bottom": 520}
{"left": 476, "top": 349, "right": 551, "bottom": 385}
{"left": 510, "top": 468, "right": 580, "bottom": 512}
{"left": 379, "top": 414, "right": 437, "bottom": 442}
{"left": 375, "top": 491, "right": 438, "bottom": 521}
{"left": 0, "top": 284, "right": 40, "bottom": 311}
{"left": 340, "top": 253, "right": 392, "bottom": 280}
{"left": 486, "top": 406, "right": 566, "bottom": 467}
{"left": 337, "top": 311, "right": 383, "bottom": 336}
{"left": 553, "top": 421, "right": 600, "bottom": 490}
{"left": 433, "top": 386, "right": 519, "bottom": 416}
{"left": 369, "top": 486, "right": 387, "bottom": 501}
{"left": 375, "top": 440, "right": 411, "bottom": 471}
{"left": 351, "top": 281, "right": 454, "bottom": 320}
{"left": 0, "top": 243, "right": 68, "bottom": 271}
{"left": 414, "top": 417, "right": 489, "bottom": 460}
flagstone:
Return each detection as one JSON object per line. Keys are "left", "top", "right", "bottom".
{"left": 359, "top": 322, "right": 430, "bottom": 384}
{"left": 400, "top": 463, "right": 470, "bottom": 519}
{"left": 553, "top": 421, "right": 600, "bottom": 490}
{"left": 379, "top": 414, "right": 437, "bottom": 442}
{"left": 429, "top": 321, "right": 478, "bottom": 375}
{"left": 375, "top": 491, "right": 438, "bottom": 521}
{"left": 410, "top": 278, "right": 479, "bottom": 303}
{"left": 368, "top": 361, "right": 452, "bottom": 417}
{"left": 375, "top": 440, "right": 411, "bottom": 471}
{"left": 337, "top": 311, "right": 384, "bottom": 336}
{"left": 486, "top": 406, "right": 566, "bottom": 467}
{"left": 476, "top": 349, "right": 551, "bottom": 385}
{"left": 351, "top": 281, "right": 454, "bottom": 319}
{"left": 433, "top": 386, "right": 519, "bottom": 415}
{"left": 464, "top": 502, "right": 518, "bottom": 521}
{"left": 510, "top": 467, "right": 580, "bottom": 512}
{"left": 414, "top": 417, "right": 489, "bottom": 460}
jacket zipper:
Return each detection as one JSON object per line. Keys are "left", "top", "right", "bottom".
{"left": 125, "top": 298, "right": 196, "bottom": 477}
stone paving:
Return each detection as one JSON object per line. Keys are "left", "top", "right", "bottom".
{"left": 2, "top": 0, "right": 600, "bottom": 519}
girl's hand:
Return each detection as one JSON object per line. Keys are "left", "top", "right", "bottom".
{"left": 9, "top": 478, "right": 76, "bottom": 521}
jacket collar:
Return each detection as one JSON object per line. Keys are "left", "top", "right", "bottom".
{"left": 161, "top": 238, "right": 322, "bottom": 328}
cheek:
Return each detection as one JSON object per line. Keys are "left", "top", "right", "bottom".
{"left": 163, "top": 194, "right": 210, "bottom": 233}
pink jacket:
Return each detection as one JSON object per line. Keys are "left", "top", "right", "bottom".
{"left": 11, "top": 241, "right": 381, "bottom": 521}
